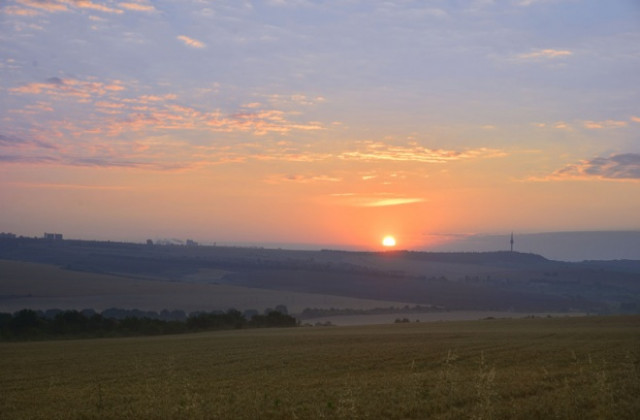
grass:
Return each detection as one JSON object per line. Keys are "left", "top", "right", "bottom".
{"left": 0, "top": 315, "right": 639, "bottom": 419}
{"left": 0, "top": 259, "right": 411, "bottom": 314}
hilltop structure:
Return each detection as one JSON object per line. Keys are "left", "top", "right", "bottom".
{"left": 44, "top": 233, "right": 63, "bottom": 241}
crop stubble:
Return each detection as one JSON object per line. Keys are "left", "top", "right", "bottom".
{"left": 0, "top": 315, "right": 638, "bottom": 419}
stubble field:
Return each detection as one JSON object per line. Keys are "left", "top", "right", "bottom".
{"left": 1, "top": 315, "right": 639, "bottom": 419}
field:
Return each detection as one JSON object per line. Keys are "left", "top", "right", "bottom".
{"left": 0, "top": 260, "right": 411, "bottom": 315}
{"left": 1, "top": 316, "right": 639, "bottom": 419}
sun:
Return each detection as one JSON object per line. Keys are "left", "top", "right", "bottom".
{"left": 382, "top": 235, "right": 396, "bottom": 247}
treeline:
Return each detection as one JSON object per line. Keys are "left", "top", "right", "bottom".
{"left": 299, "top": 304, "right": 443, "bottom": 319}
{"left": 0, "top": 308, "right": 297, "bottom": 341}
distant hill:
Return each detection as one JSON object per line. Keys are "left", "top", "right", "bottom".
{"left": 425, "top": 231, "right": 640, "bottom": 261}
{"left": 1, "top": 236, "right": 639, "bottom": 315}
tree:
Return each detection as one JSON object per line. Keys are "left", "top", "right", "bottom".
{"left": 10, "top": 309, "right": 43, "bottom": 337}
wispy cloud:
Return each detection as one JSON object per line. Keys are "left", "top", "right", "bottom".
{"left": 10, "top": 77, "right": 124, "bottom": 98}
{"left": 516, "top": 0, "right": 555, "bottom": 6}
{"left": 0, "top": 155, "right": 59, "bottom": 164}
{"left": 339, "top": 141, "right": 505, "bottom": 164}
{"left": 3, "top": 5, "right": 42, "bottom": 15}
{"left": 549, "top": 153, "right": 640, "bottom": 181}
{"left": 14, "top": 0, "right": 126, "bottom": 14}
{"left": 328, "top": 193, "right": 427, "bottom": 208}
{"left": 583, "top": 120, "right": 628, "bottom": 129}
{"left": 535, "top": 118, "right": 634, "bottom": 131}
{"left": 360, "top": 197, "right": 426, "bottom": 207}
{"left": 533, "top": 121, "right": 573, "bottom": 131}
{"left": 8, "top": 181, "right": 131, "bottom": 190}
{"left": 266, "top": 94, "right": 326, "bottom": 107}
{"left": 516, "top": 48, "right": 572, "bottom": 61}
{"left": 118, "top": 2, "right": 155, "bottom": 12}
{"left": 0, "top": 152, "right": 190, "bottom": 171}
{"left": 264, "top": 174, "right": 342, "bottom": 184}
{"left": 16, "top": 0, "right": 68, "bottom": 13}
{"left": 70, "top": 0, "right": 123, "bottom": 14}
{"left": 9, "top": 77, "right": 324, "bottom": 137}
{"left": 177, "top": 35, "right": 206, "bottom": 49}
{"left": 0, "top": 133, "right": 57, "bottom": 150}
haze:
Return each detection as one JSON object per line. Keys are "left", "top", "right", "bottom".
{"left": 1, "top": 0, "right": 639, "bottom": 254}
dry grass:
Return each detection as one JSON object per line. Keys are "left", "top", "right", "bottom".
{"left": 1, "top": 316, "right": 639, "bottom": 419}
{"left": 0, "top": 259, "right": 409, "bottom": 313}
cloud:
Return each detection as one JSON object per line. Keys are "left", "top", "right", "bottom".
{"left": 46, "top": 76, "right": 64, "bottom": 85}
{"left": 583, "top": 120, "right": 628, "bottom": 129}
{"left": 264, "top": 174, "right": 342, "bottom": 184}
{"left": 551, "top": 153, "right": 640, "bottom": 181}
{"left": 537, "top": 118, "right": 631, "bottom": 131}
{"left": 338, "top": 141, "right": 505, "bottom": 164}
{"left": 533, "top": 121, "right": 574, "bottom": 130}
{"left": 328, "top": 193, "right": 427, "bottom": 207}
{"left": 8, "top": 76, "right": 325, "bottom": 138}
{"left": 118, "top": 2, "right": 155, "bottom": 12}
{"left": 8, "top": 181, "right": 131, "bottom": 190}
{"left": 68, "top": 157, "right": 185, "bottom": 170}
{"left": 16, "top": 0, "right": 68, "bottom": 13}
{"left": 516, "top": 48, "right": 572, "bottom": 60}
{"left": 0, "top": 133, "right": 57, "bottom": 150}
{"left": 10, "top": 77, "right": 125, "bottom": 98}
{"left": 206, "top": 110, "right": 323, "bottom": 135}
{"left": 101, "top": 102, "right": 323, "bottom": 136}
{"left": 3, "top": 5, "right": 42, "bottom": 15}
{"left": 177, "top": 35, "right": 206, "bottom": 49}
{"left": 360, "top": 197, "right": 426, "bottom": 207}
{"left": 0, "top": 152, "right": 189, "bottom": 171}
{"left": 69, "top": 0, "right": 123, "bottom": 14}
{"left": 266, "top": 94, "right": 326, "bottom": 107}
{"left": 516, "top": 0, "right": 553, "bottom": 6}
{"left": 0, "top": 155, "right": 59, "bottom": 164}
{"left": 16, "top": 0, "right": 125, "bottom": 14}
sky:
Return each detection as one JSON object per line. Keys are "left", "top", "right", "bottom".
{"left": 1, "top": 0, "right": 639, "bottom": 252}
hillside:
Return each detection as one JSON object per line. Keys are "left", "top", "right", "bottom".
{"left": 1, "top": 237, "right": 639, "bottom": 315}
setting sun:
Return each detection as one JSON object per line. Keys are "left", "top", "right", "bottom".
{"left": 382, "top": 236, "right": 397, "bottom": 247}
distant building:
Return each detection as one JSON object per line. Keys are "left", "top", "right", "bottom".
{"left": 0, "top": 232, "right": 17, "bottom": 239}
{"left": 44, "top": 233, "right": 63, "bottom": 241}
{"left": 186, "top": 239, "right": 198, "bottom": 247}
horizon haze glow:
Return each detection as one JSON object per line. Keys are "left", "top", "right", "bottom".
{"left": 1, "top": 0, "right": 639, "bottom": 252}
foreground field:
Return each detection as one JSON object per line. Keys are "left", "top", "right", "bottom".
{"left": 1, "top": 316, "right": 639, "bottom": 419}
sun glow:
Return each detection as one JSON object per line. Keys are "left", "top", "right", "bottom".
{"left": 382, "top": 235, "right": 396, "bottom": 247}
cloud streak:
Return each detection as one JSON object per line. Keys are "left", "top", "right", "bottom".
{"left": 11, "top": 0, "right": 149, "bottom": 15}
{"left": 8, "top": 77, "right": 325, "bottom": 137}
{"left": 551, "top": 153, "right": 640, "bottom": 181}
{"left": 515, "top": 48, "right": 572, "bottom": 61}
{"left": 177, "top": 35, "right": 206, "bottom": 49}
{"left": 264, "top": 174, "right": 342, "bottom": 184}
{"left": 118, "top": 2, "right": 155, "bottom": 12}
{"left": 0, "top": 153, "right": 190, "bottom": 171}
{"left": 583, "top": 120, "right": 628, "bottom": 129}
{"left": 328, "top": 193, "right": 427, "bottom": 208}
{"left": 10, "top": 77, "right": 124, "bottom": 98}
{"left": 339, "top": 141, "right": 505, "bottom": 164}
